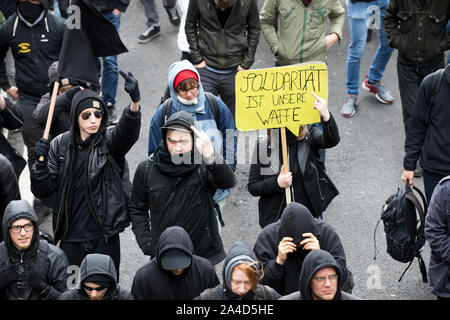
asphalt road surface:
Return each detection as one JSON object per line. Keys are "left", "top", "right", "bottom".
{"left": 8, "top": 0, "right": 445, "bottom": 300}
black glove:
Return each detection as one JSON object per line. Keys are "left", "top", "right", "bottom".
{"left": 35, "top": 137, "right": 50, "bottom": 163}
{"left": 0, "top": 263, "right": 17, "bottom": 288}
{"left": 25, "top": 266, "right": 48, "bottom": 294}
{"left": 119, "top": 70, "right": 141, "bottom": 103}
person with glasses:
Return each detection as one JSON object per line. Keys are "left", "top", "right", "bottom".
{"left": 130, "top": 111, "right": 235, "bottom": 267}
{"left": 30, "top": 71, "right": 142, "bottom": 280}
{"left": 280, "top": 250, "right": 360, "bottom": 300}
{"left": 0, "top": 199, "right": 69, "bottom": 300}
{"left": 131, "top": 226, "right": 219, "bottom": 300}
{"left": 196, "top": 241, "right": 281, "bottom": 300}
{"left": 59, "top": 253, "right": 133, "bottom": 300}
{"left": 253, "top": 202, "right": 354, "bottom": 296}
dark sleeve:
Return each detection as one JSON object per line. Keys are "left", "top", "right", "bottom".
{"left": 147, "top": 105, "right": 164, "bottom": 156}
{"left": 403, "top": 75, "right": 432, "bottom": 171}
{"left": 203, "top": 153, "right": 236, "bottom": 190}
{"left": 0, "top": 156, "right": 21, "bottom": 233}
{"left": 116, "top": 0, "right": 130, "bottom": 12}
{"left": 318, "top": 222, "right": 351, "bottom": 291}
{"left": 0, "top": 23, "right": 11, "bottom": 92}
{"left": 107, "top": 105, "right": 141, "bottom": 164}
{"left": 240, "top": 0, "right": 260, "bottom": 69}
{"left": 58, "top": 0, "right": 70, "bottom": 18}
{"left": 425, "top": 182, "right": 450, "bottom": 264}
{"left": 215, "top": 98, "right": 237, "bottom": 171}
{"left": 33, "top": 92, "right": 71, "bottom": 128}
{"left": 130, "top": 269, "right": 147, "bottom": 300}
{"left": 40, "top": 248, "right": 69, "bottom": 300}
{"left": 30, "top": 138, "right": 60, "bottom": 199}
{"left": 0, "top": 98, "right": 24, "bottom": 130}
{"left": 310, "top": 112, "right": 340, "bottom": 149}
{"left": 253, "top": 225, "right": 285, "bottom": 292}
{"left": 383, "top": 0, "right": 401, "bottom": 49}
{"left": 128, "top": 161, "right": 152, "bottom": 256}
{"left": 247, "top": 140, "right": 284, "bottom": 197}
{"left": 185, "top": 0, "right": 203, "bottom": 65}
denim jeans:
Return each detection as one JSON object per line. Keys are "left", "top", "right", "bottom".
{"left": 423, "top": 170, "right": 446, "bottom": 204}
{"left": 345, "top": 0, "right": 393, "bottom": 95}
{"left": 96, "top": 11, "right": 121, "bottom": 106}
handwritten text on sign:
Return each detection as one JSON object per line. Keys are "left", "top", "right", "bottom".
{"left": 235, "top": 62, "right": 328, "bottom": 136}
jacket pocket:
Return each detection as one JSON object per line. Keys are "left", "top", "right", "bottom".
{"left": 398, "top": 12, "right": 413, "bottom": 34}
{"left": 429, "top": 15, "right": 447, "bottom": 35}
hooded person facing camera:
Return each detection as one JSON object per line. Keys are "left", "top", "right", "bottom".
{"left": 30, "top": 72, "right": 142, "bottom": 279}
{"left": 129, "top": 110, "right": 236, "bottom": 266}
{"left": 59, "top": 253, "right": 133, "bottom": 300}
{"left": 280, "top": 250, "right": 360, "bottom": 300}
{"left": 131, "top": 226, "right": 219, "bottom": 300}
{"left": 253, "top": 202, "right": 354, "bottom": 296}
{"left": 196, "top": 241, "right": 281, "bottom": 300}
{"left": 0, "top": 200, "right": 69, "bottom": 300}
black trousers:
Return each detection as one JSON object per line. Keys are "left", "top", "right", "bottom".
{"left": 396, "top": 59, "right": 444, "bottom": 135}
{"left": 60, "top": 234, "right": 121, "bottom": 281}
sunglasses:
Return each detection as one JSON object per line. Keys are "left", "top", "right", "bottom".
{"left": 80, "top": 110, "right": 103, "bottom": 120}
{"left": 84, "top": 285, "right": 107, "bottom": 292}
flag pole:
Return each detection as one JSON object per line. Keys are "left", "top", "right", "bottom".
{"left": 39, "top": 81, "right": 59, "bottom": 162}
{"left": 280, "top": 127, "right": 291, "bottom": 205}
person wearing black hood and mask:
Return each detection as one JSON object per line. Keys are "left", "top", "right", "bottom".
{"left": 280, "top": 250, "right": 360, "bottom": 300}
{"left": 253, "top": 202, "right": 354, "bottom": 296}
{"left": 196, "top": 241, "right": 280, "bottom": 300}
{"left": 131, "top": 226, "right": 219, "bottom": 300}
{"left": 248, "top": 93, "right": 340, "bottom": 228}
{"left": 129, "top": 110, "right": 235, "bottom": 266}
{"left": 30, "top": 71, "right": 142, "bottom": 279}
{"left": 59, "top": 253, "right": 133, "bottom": 300}
{"left": 0, "top": 199, "right": 69, "bottom": 300}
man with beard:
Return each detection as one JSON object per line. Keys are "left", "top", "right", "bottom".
{"left": 253, "top": 202, "right": 354, "bottom": 296}
{"left": 0, "top": 199, "right": 68, "bottom": 300}
{"left": 131, "top": 226, "right": 219, "bottom": 300}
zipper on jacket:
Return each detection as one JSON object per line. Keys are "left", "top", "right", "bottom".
{"left": 299, "top": 8, "right": 308, "bottom": 63}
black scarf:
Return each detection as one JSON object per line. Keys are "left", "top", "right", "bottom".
{"left": 153, "top": 144, "right": 199, "bottom": 177}
{"left": 17, "top": 1, "right": 43, "bottom": 23}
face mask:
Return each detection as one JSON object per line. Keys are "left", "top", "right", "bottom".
{"left": 18, "top": 1, "right": 44, "bottom": 23}
{"left": 177, "top": 95, "right": 198, "bottom": 106}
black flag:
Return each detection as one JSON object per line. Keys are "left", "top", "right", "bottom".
{"left": 57, "top": 0, "right": 128, "bottom": 88}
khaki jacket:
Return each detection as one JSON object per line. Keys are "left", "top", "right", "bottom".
{"left": 260, "top": 0, "right": 345, "bottom": 66}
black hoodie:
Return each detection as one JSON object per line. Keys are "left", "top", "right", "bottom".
{"left": 253, "top": 202, "right": 353, "bottom": 296}
{"left": 59, "top": 253, "right": 133, "bottom": 300}
{"left": 0, "top": 200, "right": 69, "bottom": 300}
{"left": 280, "top": 250, "right": 360, "bottom": 300}
{"left": 131, "top": 226, "right": 220, "bottom": 300}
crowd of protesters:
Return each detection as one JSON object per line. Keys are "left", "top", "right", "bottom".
{"left": 0, "top": 0, "right": 449, "bottom": 301}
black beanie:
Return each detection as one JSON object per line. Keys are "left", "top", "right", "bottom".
{"left": 75, "top": 97, "right": 104, "bottom": 118}
{"left": 83, "top": 274, "right": 114, "bottom": 288}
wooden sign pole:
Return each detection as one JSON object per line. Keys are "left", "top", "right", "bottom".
{"left": 38, "top": 81, "right": 59, "bottom": 162}
{"left": 280, "top": 127, "right": 291, "bottom": 205}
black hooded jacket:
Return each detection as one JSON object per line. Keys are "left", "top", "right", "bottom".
{"left": 196, "top": 241, "right": 281, "bottom": 300}
{"left": 59, "top": 253, "right": 133, "bottom": 300}
{"left": 0, "top": 154, "right": 20, "bottom": 242}
{"left": 280, "top": 250, "right": 360, "bottom": 300}
{"left": 30, "top": 89, "right": 141, "bottom": 244}
{"left": 0, "top": 200, "right": 69, "bottom": 300}
{"left": 129, "top": 111, "right": 235, "bottom": 265}
{"left": 0, "top": 2, "right": 65, "bottom": 99}
{"left": 253, "top": 202, "right": 353, "bottom": 296}
{"left": 131, "top": 226, "right": 220, "bottom": 300}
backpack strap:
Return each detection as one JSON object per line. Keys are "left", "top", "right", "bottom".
{"left": 57, "top": 131, "right": 71, "bottom": 161}
{"left": 160, "top": 98, "right": 173, "bottom": 127}
{"left": 143, "top": 156, "right": 155, "bottom": 197}
{"left": 426, "top": 68, "right": 445, "bottom": 126}
{"left": 204, "top": 92, "right": 221, "bottom": 125}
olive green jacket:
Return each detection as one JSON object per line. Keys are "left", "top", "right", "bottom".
{"left": 260, "top": 0, "right": 345, "bottom": 66}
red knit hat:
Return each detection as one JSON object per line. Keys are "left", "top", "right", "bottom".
{"left": 173, "top": 70, "right": 199, "bottom": 90}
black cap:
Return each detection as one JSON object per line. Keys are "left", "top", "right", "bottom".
{"left": 160, "top": 248, "right": 192, "bottom": 271}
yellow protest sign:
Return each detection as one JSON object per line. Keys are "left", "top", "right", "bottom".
{"left": 235, "top": 62, "right": 328, "bottom": 136}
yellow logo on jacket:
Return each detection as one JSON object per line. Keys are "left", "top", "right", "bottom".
{"left": 18, "top": 43, "right": 31, "bottom": 53}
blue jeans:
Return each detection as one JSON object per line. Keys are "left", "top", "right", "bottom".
{"left": 345, "top": 0, "right": 393, "bottom": 95}
{"left": 96, "top": 11, "right": 121, "bottom": 106}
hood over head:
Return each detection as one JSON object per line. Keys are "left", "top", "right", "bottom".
{"left": 299, "top": 249, "right": 342, "bottom": 300}
{"left": 2, "top": 200, "right": 39, "bottom": 254}
{"left": 79, "top": 254, "right": 117, "bottom": 299}
{"left": 222, "top": 241, "right": 261, "bottom": 295}
{"left": 167, "top": 60, "right": 205, "bottom": 113}
{"left": 161, "top": 110, "right": 195, "bottom": 149}
{"left": 70, "top": 89, "right": 108, "bottom": 145}
{"left": 156, "top": 226, "right": 194, "bottom": 274}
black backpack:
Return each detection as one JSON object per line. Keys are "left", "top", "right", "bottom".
{"left": 374, "top": 182, "right": 428, "bottom": 283}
